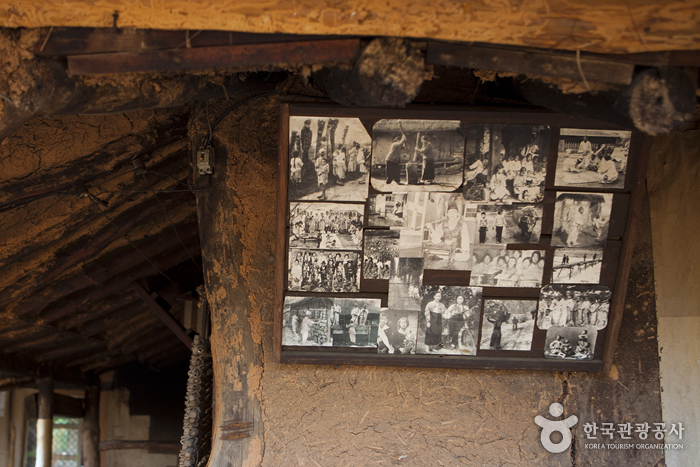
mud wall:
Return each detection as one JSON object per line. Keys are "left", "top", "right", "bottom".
{"left": 201, "top": 96, "right": 664, "bottom": 466}
{"left": 647, "top": 130, "right": 700, "bottom": 467}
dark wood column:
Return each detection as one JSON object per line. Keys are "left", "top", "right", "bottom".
{"left": 36, "top": 377, "right": 54, "bottom": 467}
{"left": 82, "top": 385, "right": 100, "bottom": 467}
{"left": 191, "top": 105, "right": 264, "bottom": 465}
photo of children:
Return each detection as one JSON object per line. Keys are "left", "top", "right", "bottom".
{"left": 463, "top": 124, "right": 549, "bottom": 202}
{"left": 544, "top": 326, "right": 597, "bottom": 360}
{"left": 288, "top": 249, "right": 361, "bottom": 293}
{"left": 475, "top": 204, "right": 543, "bottom": 245}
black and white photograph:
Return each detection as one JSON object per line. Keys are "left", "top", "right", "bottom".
{"left": 289, "top": 202, "right": 364, "bottom": 250}
{"left": 463, "top": 124, "right": 549, "bottom": 202}
{"left": 362, "top": 230, "right": 400, "bottom": 280}
{"left": 288, "top": 249, "right": 361, "bottom": 293}
{"left": 422, "top": 193, "right": 476, "bottom": 270}
{"left": 474, "top": 204, "right": 543, "bottom": 245}
{"left": 551, "top": 192, "right": 613, "bottom": 248}
{"left": 371, "top": 119, "right": 465, "bottom": 192}
{"left": 368, "top": 193, "right": 407, "bottom": 227}
{"left": 387, "top": 257, "right": 424, "bottom": 310}
{"left": 537, "top": 285, "right": 611, "bottom": 330}
{"left": 469, "top": 249, "right": 545, "bottom": 287}
{"left": 288, "top": 116, "right": 372, "bottom": 201}
{"left": 554, "top": 128, "right": 631, "bottom": 190}
{"left": 415, "top": 286, "right": 483, "bottom": 355}
{"left": 377, "top": 308, "right": 419, "bottom": 354}
{"left": 282, "top": 296, "right": 335, "bottom": 346}
{"left": 552, "top": 249, "right": 604, "bottom": 284}
{"left": 544, "top": 326, "right": 597, "bottom": 360}
{"left": 330, "top": 299, "right": 382, "bottom": 348}
{"left": 397, "top": 192, "right": 429, "bottom": 257}
{"left": 479, "top": 300, "right": 537, "bottom": 351}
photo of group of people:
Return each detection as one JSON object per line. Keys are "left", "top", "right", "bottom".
{"left": 544, "top": 326, "right": 597, "bottom": 360}
{"left": 288, "top": 117, "right": 372, "bottom": 202}
{"left": 362, "top": 230, "right": 399, "bottom": 280}
{"left": 282, "top": 297, "right": 382, "bottom": 347}
{"left": 537, "top": 285, "right": 611, "bottom": 330}
{"left": 463, "top": 124, "right": 549, "bottom": 203}
{"left": 288, "top": 249, "right": 361, "bottom": 293}
{"left": 283, "top": 115, "right": 631, "bottom": 364}
{"left": 469, "top": 249, "right": 545, "bottom": 288}
{"left": 555, "top": 128, "right": 630, "bottom": 190}
{"left": 371, "top": 119, "right": 465, "bottom": 192}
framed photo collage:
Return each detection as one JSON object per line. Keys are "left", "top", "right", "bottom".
{"left": 274, "top": 104, "right": 650, "bottom": 372}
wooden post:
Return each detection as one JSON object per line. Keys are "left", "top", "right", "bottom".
{"left": 82, "top": 386, "right": 100, "bottom": 467}
{"left": 36, "top": 378, "right": 54, "bottom": 467}
{"left": 191, "top": 104, "right": 264, "bottom": 465}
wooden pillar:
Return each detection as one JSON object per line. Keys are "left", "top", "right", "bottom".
{"left": 82, "top": 386, "right": 100, "bottom": 467}
{"left": 35, "top": 378, "right": 54, "bottom": 467}
{"left": 191, "top": 105, "right": 265, "bottom": 466}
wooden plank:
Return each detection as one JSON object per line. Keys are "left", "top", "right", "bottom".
{"left": 34, "top": 27, "right": 340, "bottom": 56}
{"left": 5, "top": 1, "right": 700, "bottom": 54}
{"left": 68, "top": 39, "right": 361, "bottom": 75}
{"left": 82, "top": 386, "right": 100, "bottom": 467}
{"left": 131, "top": 282, "right": 192, "bottom": 350}
{"left": 602, "top": 135, "right": 652, "bottom": 373}
{"left": 427, "top": 42, "right": 635, "bottom": 86}
{"left": 99, "top": 440, "right": 180, "bottom": 454}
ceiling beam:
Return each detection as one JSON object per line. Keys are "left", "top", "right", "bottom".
{"left": 132, "top": 282, "right": 192, "bottom": 350}
{"left": 67, "top": 39, "right": 360, "bottom": 75}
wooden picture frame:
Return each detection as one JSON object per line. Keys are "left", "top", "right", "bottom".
{"left": 274, "top": 103, "right": 650, "bottom": 372}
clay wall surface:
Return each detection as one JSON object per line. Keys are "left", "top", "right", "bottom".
{"left": 647, "top": 130, "right": 700, "bottom": 467}
{"left": 203, "top": 96, "right": 665, "bottom": 466}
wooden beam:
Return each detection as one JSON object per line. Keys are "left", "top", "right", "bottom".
{"left": 34, "top": 28, "right": 342, "bottom": 56}
{"left": 2, "top": 192, "right": 194, "bottom": 314}
{"left": 426, "top": 42, "right": 636, "bottom": 86}
{"left": 99, "top": 440, "right": 180, "bottom": 454}
{"left": 36, "top": 378, "right": 54, "bottom": 467}
{"left": 11, "top": 219, "right": 199, "bottom": 319}
{"left": 67, "top": 39, "right": 360, "bottom": 75}
{"left": 3, "top": 2, "right": 700, "bottom": 54}
{"left": 511, "top": 67, "right": 697, "bottom": 135}
{"left": 82, "top": 386, "right": 100, "bottom": 467}
{"left": 131, "top": 282, "right": 192, "bottom": 350}
{"left": 192, "top": 103, "right": 264, "bottom": 466}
